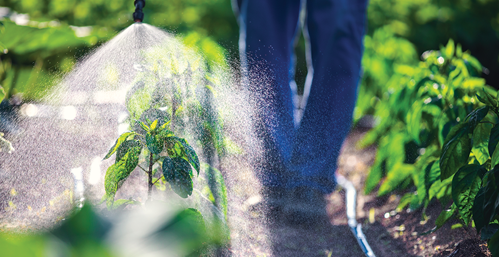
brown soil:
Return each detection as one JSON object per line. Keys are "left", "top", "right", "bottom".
{"left": 223, "top": 128, "right": 492, "bottom": 257}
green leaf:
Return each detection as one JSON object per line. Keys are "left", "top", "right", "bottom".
{"left": 205, "top": 164, "right": 228, "bottom": 218}
{"left": 467, "top": 106, "right": 490, "bottom": 129}
{"left": 481, "top": 224, "right": 499, "bottom": 240}
{"left": 489, "top": 124, "right": 499, "bottom": 161}
{"left": 456, "top": 44, "right": 462, "bottom": 58}
{"left": 104, "top": 146, "right": 141, "bottom": 207}
{"left": 103, "top": 132, "right": 137, "bottom": 160}
{"left": 150, "top": 208, "right": 207, "bottom": 254}
{"left": 116, "top": 140, "right": 142, "bottom": 163}
{"left": 364, "top": 158, "right": 384, "bottom": 194}
{"left": 137, "top": 121, "right": 150, "bottom": 132}
{"left": 406, "top": 101, "right": 423, "bottom": 144}
{"left": 132, "top": 108, "right": 170, "bottom": 135}
{"left": 440, "top": 122, "right": 472, "bottom": 180}
{"left": 396, "top": 193, "right": 413, "bottom": 212}
{"left": 425, "top": 160, "right": 441, "bottom": 196}
{"left": 421, "top": 204, "right": 456, "bottom": 235}
{"left": 159, "top": 120, "right": 172, "bottom": 130}
{"left": 165, "top": 137, "right": 200, "bottom": 175}
{"left": 52, "top": 204, "right": 111, "bottom": 245}
{"left": 111, "top": 199, "right": 140, "bottom": 211}
{"left": 0, "top": 87, "right": 4, "bottom": 101}
{"left": 451, "top": 164, "right": 483, "bottom": 225}
{"left": 177, "top": 138, "right": 200, "bottom": 175}
{"left": 445, "top": 39, "right": 455, "bottom": 58}
{"left": 163, "top": 157, "right": 193, "bottom": 198}
{"left": 473, "top": 187, "right": 487, "bottom": 233}
{"left": 146, "top": 132, "right": 163, "bottom": 154}
{"left": 477, "top": 89, "right": 498, "bottom": 108}
{"left": 150, "top": 119, "right": 158, "bottom": 130}
{"left": 378, "top": 163, "right": 413, "bottom": 196}
{"left": 491, "top": 143, "right": 499, "bottom": 169}
{"left": 436, "top": 204, "right": 456, "bottom": 228}
{"left": 440, "top": 107, "right": 488, "bottom": 180}
{"left": 488, "top": 230, "right": 499, "bottom": 257}
{"left": 472, "top": 122, "right": 493, "bottom": 165}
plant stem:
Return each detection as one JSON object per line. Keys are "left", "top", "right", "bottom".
{"left": 137, "top": 165, "right": 148, "bottom": 174}
{"left": 148, "top": 152, "right": 153, "bottom": 201}
{"left": 171, "top": 105, "right": 177, "bottom": 132}
{"left": 152, "top": 176, "right": 163, "bottom": 185}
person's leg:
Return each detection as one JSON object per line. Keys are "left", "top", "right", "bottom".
{"left": 288, "top": 0, "right": 368, "bottom": 193}
{"left": 238, "top": 0, "right": 302, "bottom": 188}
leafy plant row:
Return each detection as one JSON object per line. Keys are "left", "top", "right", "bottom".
{"left": 360, "top": 40, "right": 499, "bottom": 255}
{"left": 99, "top": 35, "right": 233, "bottom": 252}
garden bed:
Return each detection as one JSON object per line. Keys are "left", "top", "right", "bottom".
{"left": 224, "top": 128, "right": 492, "bottom": 256}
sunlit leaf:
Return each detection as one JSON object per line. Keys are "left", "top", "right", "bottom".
{"left": 378, "top": 163, "right": 413, "bottom": 196}
{"left": 440, "top": 122, "right": 472, "bottom": 180}
{"left": 103, "top": 132, "right": 137, "bottom": 160}
{"left": 116, "top": 140, "right": 142, "bottom": 163}
{"left": 104, "top": 146, "right": 141, "bottom": 207}
{"left": 489, "top": 124, "right": 499, "bottom": 162}
{"left": 445, "top": 39, "right": 455, "bottom": 59}
{"left": 150, "top": 119, "right": 158, "bottom": 130}
{"left": 472, "top": 122, "right": 493, "bottom": 165}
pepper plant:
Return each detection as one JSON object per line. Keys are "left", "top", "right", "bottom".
{"left": 359, "top": 39, "right": 499, "bottom": 253}
{"left": 361, "top": 39, "right": 489, "bottom": 200}
{"left": 102, "top": 107, "right": 200, "bottom": 207}
{"left": 100, "top": 36, "right": 230, "bottom": 217}
{"left": 434, "top": 89, "right": 499, "bottom": 256}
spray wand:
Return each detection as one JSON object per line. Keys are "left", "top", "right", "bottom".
{"left": 133, "top": 0, "right": 146, "bottom": 22}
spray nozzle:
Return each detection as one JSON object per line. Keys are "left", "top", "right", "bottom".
{"left": 133, "top": 0, "right": 146, "bottom": 22}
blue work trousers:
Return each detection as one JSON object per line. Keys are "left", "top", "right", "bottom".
{"left": 235, "top": 0, "right": 368, "bottom": 193}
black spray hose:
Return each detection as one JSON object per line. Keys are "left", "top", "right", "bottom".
{"left": 133, "top": 0, "right": 146, "bottom": 22}
{"left": 336, "top": 174, "right": 376, "bottom": 257}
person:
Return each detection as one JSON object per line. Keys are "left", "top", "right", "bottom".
{"left": 232, "top": 0, "right": 368, "bottom": 222}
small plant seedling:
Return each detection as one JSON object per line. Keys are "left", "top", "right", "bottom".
{"left": 101, "top": 107, "right": 200, "bottom": 209}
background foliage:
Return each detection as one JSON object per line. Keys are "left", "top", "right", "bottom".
{"left": 1, "top": 0, "right": 498, "bottom": 102}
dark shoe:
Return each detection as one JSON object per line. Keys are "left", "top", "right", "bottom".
{"left": 283, "top": 187, "right": 329, "bottom": 226}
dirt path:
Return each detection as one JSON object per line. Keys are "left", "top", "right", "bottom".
{"left": 223, "top": 129, "right": 490, "bottom": 257}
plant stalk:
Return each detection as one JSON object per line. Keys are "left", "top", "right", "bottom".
{"left": 171, "top": 102, "right": 177, "bottom": 131}
{"left": 148, "top": 152, "right": 153, "bottom": 200}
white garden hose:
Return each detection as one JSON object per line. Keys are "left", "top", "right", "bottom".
{"left": 336, "top": 174, "right": 376, "bottom": 257}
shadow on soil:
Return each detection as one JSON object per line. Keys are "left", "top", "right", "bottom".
{"left": 262, "top": 200, "right": 415, "bottom": 257}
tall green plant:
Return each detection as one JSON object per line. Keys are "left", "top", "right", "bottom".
{"left": 361, "top": 40, "right": 490, "bottom": 210}
{"left": 100, "top": 36, "right": 231, "bottom": 248}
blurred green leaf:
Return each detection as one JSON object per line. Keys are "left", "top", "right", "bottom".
{"left": 204, "top": 164, "right": 227, "bottom": 218}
